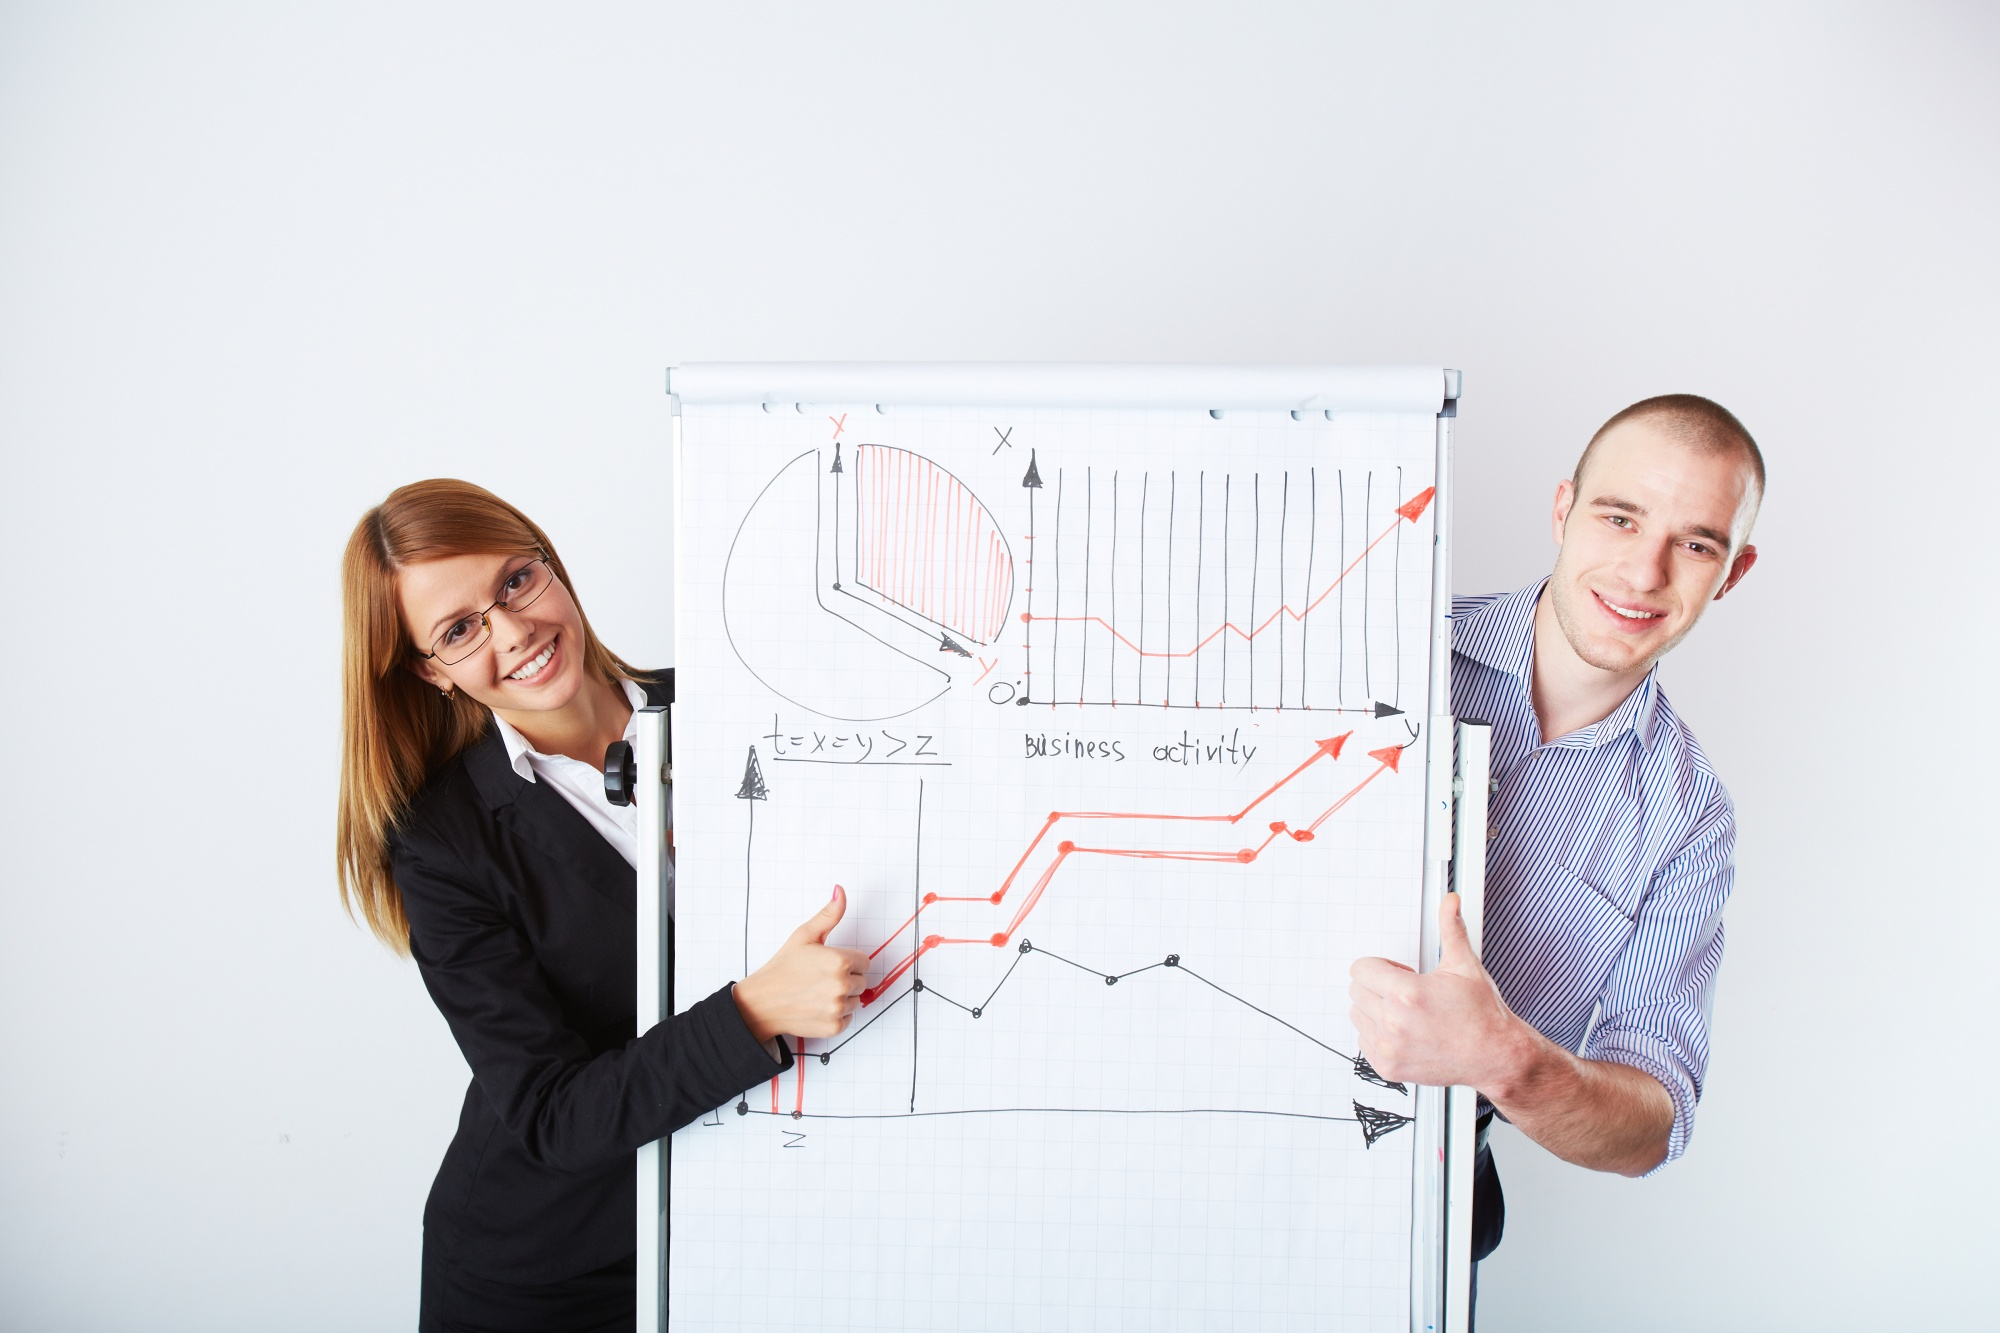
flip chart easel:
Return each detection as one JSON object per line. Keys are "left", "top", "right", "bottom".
{"left": 611, "top": 364, "right": 1487, "bottom": 1332}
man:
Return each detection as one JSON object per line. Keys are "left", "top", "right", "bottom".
{"left": 1349, "top": 394, "right": 1762, "bottom": 1273}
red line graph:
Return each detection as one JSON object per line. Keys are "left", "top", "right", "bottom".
{"left": 1020, "top": 485, "right": 1433, "bottom": 659}
{"left": 857, "top": 732, "right": 1407, "bottom": 1005}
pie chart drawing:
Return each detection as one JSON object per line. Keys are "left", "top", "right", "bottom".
{"left": 723, "top": 448, "right": 1012, "bottom": 722}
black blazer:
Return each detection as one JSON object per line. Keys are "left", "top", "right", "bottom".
{"left": 390, "top": 671, "right": 787, "bottom": 1283}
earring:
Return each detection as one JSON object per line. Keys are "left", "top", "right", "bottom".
{"left": 439, "top": 687, "right": 454, "bottom": 699}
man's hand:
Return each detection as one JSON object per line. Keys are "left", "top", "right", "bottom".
{"left": 1348, "top": 892, "right": 1532, "bottom": 1090}
{"left": 1351, "top": 891, "right": 1676, "bottom": 1177}
{"left": 733, "top": 886, "right": 869, "bottom": 1044}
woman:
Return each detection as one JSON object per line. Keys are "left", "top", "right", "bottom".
{"left": 338, "top": 479, "right": 865, "bottom": 1332}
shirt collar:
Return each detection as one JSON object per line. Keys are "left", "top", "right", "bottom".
{"left": 490, "top": 677, "right": 649, "bottom": 783}
{"left": 1456, "top": 577, "right": 1665, "bottom": 752}
{"left": 1455, "top": 579, "right": 1544, "bottom": 682}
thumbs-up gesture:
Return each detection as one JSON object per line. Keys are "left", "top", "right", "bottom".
{"left": 732, "top": 886, "right": 870, "bottom": 1043}
{"left": 1348, "top": 893, "right": 1526, "bottom": 1090}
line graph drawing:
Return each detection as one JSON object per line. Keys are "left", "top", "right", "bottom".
{"left": 728, "top": 726, "right": 1418, "bottom": 1144}
{"left": 1018, "top": 456, "right": 1433, "bottom": 711}
{"left": 722, "top": 446, "right": 1014, "bottom": 721}
{"left": 823, "top": 938, "right": 1404, "bottom": 1093}
{"left": 750, "top": 927, "right": 1415, "bottom": 1150}
{"left": 857, "top": 731, "right": 1412, "bottom": 999}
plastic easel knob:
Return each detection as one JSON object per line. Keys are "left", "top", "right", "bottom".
{"left": 603, "top": 740, "right": 637, "bottom": 807}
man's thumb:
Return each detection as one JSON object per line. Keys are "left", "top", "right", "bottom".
{"left": 1439, "top": 892, "right": 1479, "bottom": 969}
{"left": 795, "top": 884, "right": 847, "bottom": 944}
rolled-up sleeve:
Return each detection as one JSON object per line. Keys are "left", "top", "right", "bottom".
{"left": 1581, "top": 788, "right": 1734, "bottom": 1167}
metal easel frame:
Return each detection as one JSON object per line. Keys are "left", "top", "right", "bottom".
{"left": 1442, "top": 718, "right": 1491, "bottom": 1331}
{"left": 630, "top": 705, "right": 671, "bottom": 1333}
{"left": 1410, "top": 373, "right": 1486, "bottom": 1333}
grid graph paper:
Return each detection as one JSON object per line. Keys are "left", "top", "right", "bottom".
{"left": 671, "top": 402, "right": 1438, "bottom": 1331}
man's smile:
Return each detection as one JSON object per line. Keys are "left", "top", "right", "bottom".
{"left": 1590, "top": 589, "right": 1667, "bottom": 626}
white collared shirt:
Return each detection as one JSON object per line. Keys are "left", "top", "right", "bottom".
{"left": 489, "top": 678, "right": 672, "bottom": 911}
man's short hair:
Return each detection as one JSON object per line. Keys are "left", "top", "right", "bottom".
{"left": 1573, "top": 394, "right": 1766, "bottom": 497}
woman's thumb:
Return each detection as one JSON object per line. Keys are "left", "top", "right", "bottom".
{"left": 795, "top": 884, "right": 846, "bottom": 944}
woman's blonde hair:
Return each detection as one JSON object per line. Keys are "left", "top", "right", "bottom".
{"left": 338, "top": 479, "right": 641, "bottom": 953}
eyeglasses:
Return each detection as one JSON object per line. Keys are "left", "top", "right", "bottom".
{"left": 417, "top": 556, "right": 557, "bottom": 664}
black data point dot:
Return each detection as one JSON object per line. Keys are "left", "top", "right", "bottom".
{"left": 1104, "top": 975, "right": 1117, "bottom": 986}
{"left": 1165, "top": 954, "right": 1181, "bottom": 967}
{"left": 818, "top": 1054, "right": 830, "bottom": 1065}
{"left": 790, "top": 1110, "right": 801, "bottom": 1120}
{"left": 736, "top": 1102, "right": 748, "bottom": 1116}
{"left": 971, "top": 1008, "right": 983, "bottom": 1018}
{"left": 1015, "top": 696, "right": 1031, "bottom": 706}
{"left": 1019, "top": 940, "right": 1034, "bottom": 954}
{"left": 913, "top": 978, "right": 925, "bottom": 993}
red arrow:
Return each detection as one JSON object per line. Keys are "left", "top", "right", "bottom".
{"left": 1299, "top": 745, "right": 1407, "bottom": 835}
{"left": 1396, "top": 487, "right": 1436, "bottom": 524}
{"left": 1224, "top": 731, "right": 1353, "bottom": 823}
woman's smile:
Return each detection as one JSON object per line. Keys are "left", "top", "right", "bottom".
{"left": 504, "top": 635, "right": 561, "bottom": 683}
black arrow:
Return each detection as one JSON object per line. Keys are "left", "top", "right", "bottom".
{"left": 1373, "top": 701, "right": 1404, "bottom": 720}
{"left": 830, "top": 445, "right": 844, "bottom": 586}
{"left": 1021, "top": 449, "right": 1043, "bottom": 489}
{"left": 736, "top": 746, "right": 769, "bottom": 800}
{"left": 738, "top": 746, "right": 767, "bottom": 976}
{"left": 938, "top": 632, "right": 971, "bottom": 657}
{"left": 1353, "top": 1102, "right": 1414, "bottom": 1148}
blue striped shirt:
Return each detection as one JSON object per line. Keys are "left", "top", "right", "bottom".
{"left": 1454, "top": 580, "right": 1734, "bottom": 1164}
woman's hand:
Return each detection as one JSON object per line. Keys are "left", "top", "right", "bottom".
{"left": 732, "top": 886, "right": 869, "bottom": 1044}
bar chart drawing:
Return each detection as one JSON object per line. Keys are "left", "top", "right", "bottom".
{"left": 1019, "top": 463, "right": 1434, "bottom": 712}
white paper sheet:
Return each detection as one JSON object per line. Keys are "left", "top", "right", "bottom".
{"left": 671, "top": 400, "right": 1439, "bottom": 1331}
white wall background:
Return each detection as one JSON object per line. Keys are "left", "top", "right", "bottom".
{"left": 2, "top": 3, "right": 1993, "bottom": 1329}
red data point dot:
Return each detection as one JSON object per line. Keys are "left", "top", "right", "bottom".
{"left": 1292, "top": 830, "right": 1315, "bottom": 842}
{"left": 1019, "top": 612, "right": 1031, "bottom": 623}
{"left": 989, "top": 891, "right": 1004, "bottom": 903}
{"left": 1269, "top": 821, "right": 1287, "bottom": 833}
{"left": 989, "top": 933, "right": 1009, "bottom": 947}
{"left": 1058, "top": 840, "right": 1075, "bottom": 853}
{"left": 1236, "top": 848, "right": 1257, "bottom": 863}
{"left": 923, "top": 892, "right": 938, "bottom": 904}
{"left": 860, "top": 988, "right": 878, "bottom": 1005}
{"left": 922, "top": 934, "right": 943, "bottom": 949}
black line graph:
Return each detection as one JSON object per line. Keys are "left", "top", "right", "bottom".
{"left": 833, "top": 938, "right": 1408, "bottom": 1098}
{"left": 738, "top": 938, "right": 1413, "bottom": 1152}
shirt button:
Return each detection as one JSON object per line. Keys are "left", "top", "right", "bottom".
{"left": 1487, "top": 823, "right": 1500, "bottom": 841}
